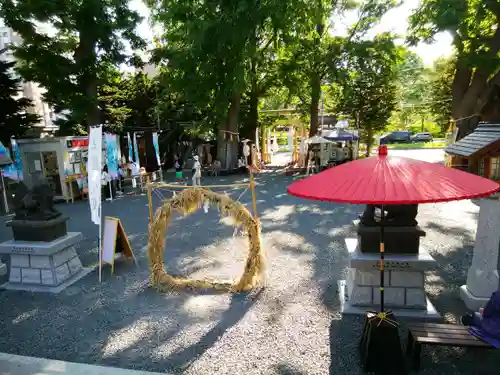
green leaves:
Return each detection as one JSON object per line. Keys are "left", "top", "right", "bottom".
{"left": 335, "top": 34, "right": 401, "bottom": 152}
{"left": 0, "top": 0, "right": 145, "bottom": 132}
{"left": 408, "top": 0, "right": 500, "bottom": 137}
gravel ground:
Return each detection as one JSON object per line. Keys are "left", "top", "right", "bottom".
{"left": 0, "top": 171, "right": 499, "bottom": 375}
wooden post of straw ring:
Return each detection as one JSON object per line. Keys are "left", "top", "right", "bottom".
{"left": 147, "top": 174, "right": 153, "bottom": 223}
{"left": 249, "top": 171, "right": 258, "bottom": 218}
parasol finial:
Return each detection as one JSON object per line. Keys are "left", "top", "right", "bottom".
{"left": 378, "top": 145, "right": 388, "bottom": 156}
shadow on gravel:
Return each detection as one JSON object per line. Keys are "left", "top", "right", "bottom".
{"left": 162, "top": 289, "right": 263, "bottom": 373}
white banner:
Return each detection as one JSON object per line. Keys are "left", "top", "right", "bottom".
{"left": 88, "top": 125, "right": 103, "bottom": 225}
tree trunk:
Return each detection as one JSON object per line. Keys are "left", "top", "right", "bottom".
{"left": 75, "top": 27, "right": 99, "bottom": 130}
{"left": 217, "top": 93, "right": 241, "bottom": 170}
{"left": 309, "top": 73, "right": 321, "bottom": 137}
{"left": 365, "top": 125, "right": 373, "bottom": 157}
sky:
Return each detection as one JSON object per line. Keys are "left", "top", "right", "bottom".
{"left": 130, "top": 0, "right": 454, "bottom": 67}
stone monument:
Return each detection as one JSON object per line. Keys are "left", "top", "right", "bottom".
{"left": 358, "top": 204, "right": 425, "bottom": 254}
{"left": 339, "top": 204, "right": 440, "bottom": 319}
{"left": 0, "top": 182, "right": 93, "bottom": 293}
{"left": 460, "top": 196, "right": 500, "bottom": 310}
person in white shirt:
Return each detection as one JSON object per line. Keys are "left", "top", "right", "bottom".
{"left": 192, "top": 155, "right": 202, "bottom": 186}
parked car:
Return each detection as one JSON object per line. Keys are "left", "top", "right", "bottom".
{"left": 379, "top": 131, "right": 411, "bottom": 144}
{"left": 410, "top": 132, "right": 433, "bottom": 143}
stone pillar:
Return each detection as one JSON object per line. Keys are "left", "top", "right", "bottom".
{"left": 460, "top": 197, "right": 500, "bottom": 310}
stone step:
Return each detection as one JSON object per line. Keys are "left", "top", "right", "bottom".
{"left": 0, "top": 353, "right": 174, "bottom": 375}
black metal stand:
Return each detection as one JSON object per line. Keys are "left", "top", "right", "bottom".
{"left": 358, "top": 205, "right": 407, "bottom": 374}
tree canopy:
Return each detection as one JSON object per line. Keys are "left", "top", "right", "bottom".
{"left": 408, "top": 0, "right": 500, "bottom": 139}
{"left": 0, "top": 0, "right": 145, "bottom": 134}
{"left": 3, "top": 0, "right": 500, "bottom": 163}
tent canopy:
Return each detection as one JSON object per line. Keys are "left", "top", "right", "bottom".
{"left": 321, "top": 129, "right": 359, "bottom": 141}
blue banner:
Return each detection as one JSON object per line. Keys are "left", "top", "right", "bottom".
{"left": 0, "top": 140, "right": 20, "bottom": 180}
{"left": 11, "top": 139, "right": 23, "bottom": 180}
{"left": 152, "top": 132, "right": 161, "bottom": 168}
{"left": 127, "top": 132, "right": 133, "bottom": 162}
{"left": 104, "top": 133, "right": 119, "bottom": 179}
{"left": 133, "top": 132, "right": 140, "bottom": 167}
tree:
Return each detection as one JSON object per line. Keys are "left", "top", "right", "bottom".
{"left": 336, "top": 35, "right": 401, "bottom": 155}
{"left": 0, "top": 59, "right": 40, "bottom": 146}
{"left": 279, "top": 0, "right": 398, "bottom": 137}
{"left": 148, "top": 0, "right": 318, "bottom": 168}
{"left": 391, "top": 50, "right": 429, "bottom": 129}
{"left": 427, "top": 57, "right": 454, "bottom": 133}
{"left": 0, "top": 0, "right": 145, "bottom": 134}
{"left": 408, "top": 0, "right": 500, "bottom": 140}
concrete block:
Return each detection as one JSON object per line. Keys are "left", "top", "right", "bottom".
{"left": 349, "top": 285, "right": 373, "bottom": 306}
{"left": 373, "top": 287, "right": 405, "bottom": 307}
{"left": 67, "top": 257, "right": 83, "bottom": 274}
{"left": 390, "top": 271, "right": 424, "bottom": 288}
{"left": 9, "top": 267, "right": 21, "bottom": 283}
{"left": 55, "top": 263, "right": 70, "bottom": 283}
{"left": 29, "top": 255, "right": 51, "bottom": 269}
{"left": 351, "top": 269, "right": 388, "bottom": 286}
{"left": 406, "top": 288, "right": 427, "bottom": 308}
{"left": 53, "top": 249, "right": 73, "bottom": 267}
{"left": 21, "top": 268, "right": 41, "bottom": 284}
{"left": 41, "top": 270, "right": 55, "bottom": 285}
{"left": 11, "top": 254, "right": 29, "bottom": 268}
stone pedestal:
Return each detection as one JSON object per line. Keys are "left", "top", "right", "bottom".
{"left": 460, "top": 197, "right": 500, "bottom": 311}
{"left": 339, "top": 238, "right": 441, "bottom": 319}
{"left": 0, "top": 232, "right": 93, "bottom": 293}
{"left": 0, "top": 260, "right": 6, "bottom": 276}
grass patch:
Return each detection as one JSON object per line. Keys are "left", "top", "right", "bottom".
{"left": 386, "top": 141, "right": 447, "bottom": 149}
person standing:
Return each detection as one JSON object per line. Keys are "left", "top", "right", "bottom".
{"left": 192, "top": 155, "right": 201, "bottom": 186}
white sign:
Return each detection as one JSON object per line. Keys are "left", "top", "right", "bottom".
{"left": 102, "top": 217, "right": 118, "bottom": 264}
{"left": 88, "top": 125, "right": 102, "bottom": 225}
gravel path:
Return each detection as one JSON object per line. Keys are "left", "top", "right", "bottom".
{"left": 0, "top": 173, "right": 499, "bottom": 374}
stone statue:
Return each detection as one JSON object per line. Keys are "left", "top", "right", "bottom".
{"left": 13, "top": 182, "right": 61, "bottom": 221}
{"left": 359, "top": 204, "right": 419, "bottom": 227}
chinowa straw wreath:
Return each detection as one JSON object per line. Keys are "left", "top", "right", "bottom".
{"left": 147, "top": 187, "right": 265, "bottom": 292}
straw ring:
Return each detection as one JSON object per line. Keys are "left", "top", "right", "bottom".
{"left": 147, "top": 187, "right": 265, "bottom": 292}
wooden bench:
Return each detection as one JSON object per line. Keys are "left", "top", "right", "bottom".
{"left": 406, "top": 322, "right": 493, "bottom": 371}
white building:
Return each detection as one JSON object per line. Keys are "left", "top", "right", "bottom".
{"left": 0, "top": 26, "right": 58, "bottom": 137}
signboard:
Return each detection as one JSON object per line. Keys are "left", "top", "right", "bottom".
{"left": 66, "top": 139, "right": 89, "bottom": 149}
{"left": 88, "top": 126, "right": 102, "bottom": 225}
{"left": 101, "top": 216, "right": 136, "bottom": 273}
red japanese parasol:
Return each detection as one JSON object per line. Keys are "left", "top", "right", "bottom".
{"left": 288, "top": 146, "right": 499, "bottom": 204}
{"left": 287, "top": 145, "right": 500, "bottom": 374}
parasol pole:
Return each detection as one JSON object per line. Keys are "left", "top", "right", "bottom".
{"left": 379, "top": 205, "right": 385, "bottom": 313}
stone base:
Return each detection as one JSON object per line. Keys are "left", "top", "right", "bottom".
{"left": 1, "top": 267, "right": 94, "bottom": 293}
{"left": 342, "top": 238, "right": 440, "bottom": 317}
{"left": 0, "top": 232, "right": 88, "bottom": 293}
{"left": 338, "top": 280, "right": 441, "bottom": 320}
{"left": 459, "top": 285, "right": 492, "bottom": 311}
